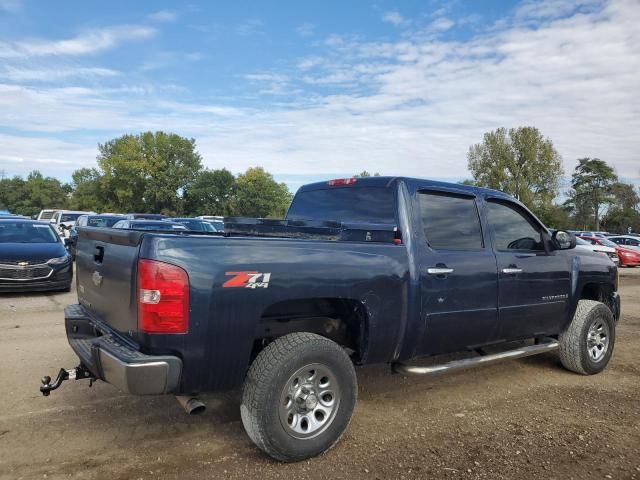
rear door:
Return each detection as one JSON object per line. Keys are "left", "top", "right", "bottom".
{"left": 415, "top": 189, "right": 499, "bottom": 356}
{"left": 484, "top": 198, "right": 570, "bottom": 340}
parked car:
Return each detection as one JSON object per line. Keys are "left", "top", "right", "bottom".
{"left": 196, "top": 215, "right": 225, "bottom": 232}
{"left": 49, "top": 210, "right": 95, "bottom": 238}
{"left": 125, "top": 213, "right": 166, "bottom": 220}
{"left": 42, "top": 176, "right": 619, "bottom": 462}
{"left": 170, "top": 218, "right": 218, "bottom": 232}
{"left": 579, "top": 235, "right": 639, "bottom": 267}
{"left": 578, "top": 231, "right": 608, "bottom": 238}
{"left": 66, "top": 215, "right": 126, "bottom": 260}
{"left": 607, "top": 235, "right": 640, "bottom": 251}
{"left": 576, "top": 236, "right": 619, "bottom": 265}
{"left": 36, "top": 209, "right": 57, "bottom": 221}
{"left": 0, "top": 218, "right": 72, "bottom": 292}
{"left": 112, "top": 219, "right": 188, "bottom": 231}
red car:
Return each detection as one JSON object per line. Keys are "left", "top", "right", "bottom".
{"left": 579, "top": 236, "right": 640, "bottom": 267}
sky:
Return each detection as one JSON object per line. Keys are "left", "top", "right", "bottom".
{"left": 0, "top": 0, "right": 638, "bottom": 193}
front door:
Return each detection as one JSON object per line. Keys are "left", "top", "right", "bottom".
{"left": 415, "top": 189, "right": 499, "bottom": 356}
{"left": 485, "top": 198, "right": 571, "bottom": 340}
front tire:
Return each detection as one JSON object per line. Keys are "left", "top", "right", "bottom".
{"left": 559, "top": 300, "right": 615, "bottom": 375}
{"left": 241, "top": 332, "right": 357, "bottom": 462}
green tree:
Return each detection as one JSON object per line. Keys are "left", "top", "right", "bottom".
{"left": 602, "top": 182, "right": 640, "bottom": 233}
{"left": 467, "top": 127, "right": 563, "bottom": 211}
{"left": 566, "top": 158, "right": 617, "bottom": 231}
{"left": 354, "top": 171, "right": 380, "bottom": 177}
{"left": 183, "top": 168, "right": 236, "bottom": 216}
{"left": 69, "top": 168, "right": 104, "bottom": 211}
{"left": 233, "top": 167, "right": 292, "bottom": 218}
{"left": 0, "top": 176, "right": 26, "bottom": 213}
{"left": 0, "top": 171, "right": 69, "bottom": 217}
{"left": 97, "top": 131, "right": 202, "bottom": 214}
{"left": 610, "top": 182, "right": 639, "bottom": 211}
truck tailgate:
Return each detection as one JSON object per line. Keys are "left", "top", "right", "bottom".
{"left": 75, "top": 227, "right": 143, "bottom": 334}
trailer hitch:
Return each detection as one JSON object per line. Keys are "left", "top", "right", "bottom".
{"left": 40, "top": 365, "right": 95, "bottom": 396}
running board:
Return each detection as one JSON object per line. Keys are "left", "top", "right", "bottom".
{"left": 393, "top": 341, "right": 559, "bottom": 376}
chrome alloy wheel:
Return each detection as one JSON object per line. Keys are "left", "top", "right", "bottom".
{"left": 587, "top": 318, "right": 610, "bottom": 362}
{"left": 279, "top": 363, "right": 341, "bottom": 439}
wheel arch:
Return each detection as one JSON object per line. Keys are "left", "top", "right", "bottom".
{"left": 574, "top": 281, "right": 618, "bottom": 321}
{"left": 254, "top": 297, "right": 370, "bottom": 362}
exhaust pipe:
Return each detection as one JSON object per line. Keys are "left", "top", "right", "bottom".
{"left": 176, "top": 395, "right": 206, "bottom": 415}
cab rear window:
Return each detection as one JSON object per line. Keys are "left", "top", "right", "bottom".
{"left": 286, "top": 187, "right": 396, "bottom": 223}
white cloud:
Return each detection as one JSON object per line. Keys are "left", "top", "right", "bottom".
{"left": 514, "top": 0, "right": 601, "bottom": 20}
{"left": 147, "top": 10, "right": 178, "bottom": 23}
{"left": 0, "top": 0, "right": 639, "bottom": 186}
{"left": 236, "top": 19, "right": 263, "bottom": 36}
{"left": 0, "top": 134, "right": 97, "bottom": 177}
{"left": 295, "top": 22, "right": 315, "bottom": 37}
{"left": 244, "top": 73, "right": 291, "bottom": 94}
{"left": 428, "top": 17, "right": 455, "bottom": 32}
{"left": 382, "top": 11, "right": 405, "bottom": 26}
{"left": 0, "top": 66, "right": 120, "bottom": 82}
{"left": 0, "top": 25, "right": 156, "bottom": 58}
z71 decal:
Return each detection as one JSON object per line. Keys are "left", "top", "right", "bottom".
{"left": 223, "top": 271, "right": 271, "bottom": 289}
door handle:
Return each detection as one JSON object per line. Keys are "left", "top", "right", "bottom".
{"left": 94, "top": 246, "right": 104, "bottom": 264}
{"left": 427, "top": 267, "right": 454, "bottom": 275}
{"left": 502, "top": 267, "right": 522, "bottom": 274}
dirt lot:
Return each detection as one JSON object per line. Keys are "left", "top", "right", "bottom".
{"left": 1, "top": 270, "right": 639, "bottom": 480}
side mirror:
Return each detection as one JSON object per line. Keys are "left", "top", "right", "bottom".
{"left": 552, "top": 230, "right": 576, "bottom": 250}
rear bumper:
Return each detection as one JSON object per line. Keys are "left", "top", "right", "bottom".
{"left": 65, "top": 304, "right": 182, "bottom": 395}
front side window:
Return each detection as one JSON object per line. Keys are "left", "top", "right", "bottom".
{"left": 486, "top": 200, "right": 543, "bottom": 251}
{"left": 417, "top": 191, "right": 483, "bottom": 249}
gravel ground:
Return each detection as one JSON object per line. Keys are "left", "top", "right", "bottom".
{"left": 0, "top": 268, "right": 639, "bottom": 480}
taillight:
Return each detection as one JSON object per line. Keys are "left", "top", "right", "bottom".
{"left": 327, "top": 178, "right": 357, "bottom": 186}
{"left": 138, "top": 259, "right": 189, "bottom": 334}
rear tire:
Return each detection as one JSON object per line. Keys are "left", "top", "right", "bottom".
{"left": 559, "top": 300, "right": 615, "bottom": 375}
{"left": 241, "top": 332, "right": 357, "bottom": 462}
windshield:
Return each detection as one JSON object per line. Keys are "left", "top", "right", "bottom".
{"left": 60, "top": 213, "right": 83, "bottom": 222}
{"left": 174, "top": 220, "right": 205, "bottom": 231}
{"left": 598, "top": 238, "right": 618, "bottom": 248}
{"left": 131, "top": 222, "right": 186, "bottom": 231}
{"left": 87, "top": 217, "right": 123, "bottom": 228}
{"left": 0, "top": 222, "right": 59, "bottom": 243}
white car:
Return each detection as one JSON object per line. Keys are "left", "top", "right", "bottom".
{"left": 575, "top": 237, "right": 619, "bottom": 264}
{"left": 608, "top": 235, "right": 640, "bottom": 251}
{"left": 49, "top": 210, "right": 95, "bottom": 238}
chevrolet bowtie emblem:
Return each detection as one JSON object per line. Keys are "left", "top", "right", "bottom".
{"left": 92, "top": 271, "right": 103, "bottom": 287}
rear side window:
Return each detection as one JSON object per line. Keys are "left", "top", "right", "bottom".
{"left": 286, "top": 187, "right": 396, "bottom": 223}
{"left": 417, "top": 191, "right": 483, "bottom": 249}
{"left": 486, "top": 200, "right": 543, "bottom": 251}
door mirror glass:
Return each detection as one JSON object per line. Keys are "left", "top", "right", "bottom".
{"left": 552, "top": 230, "right": 576, "bottom": 250}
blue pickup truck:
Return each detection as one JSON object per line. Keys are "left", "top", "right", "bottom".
{"left": 42, "top": 176, "right": 620, "bottom": 462}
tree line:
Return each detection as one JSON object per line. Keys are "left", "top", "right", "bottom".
{"left": 1, "top": 128, "right": 637, "bottom": 231}
{"left": 466, "top": 126, "right": 639, "bottom": 232}
{"left": 0, "top": 132, "right": 292, "bottom": 218}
